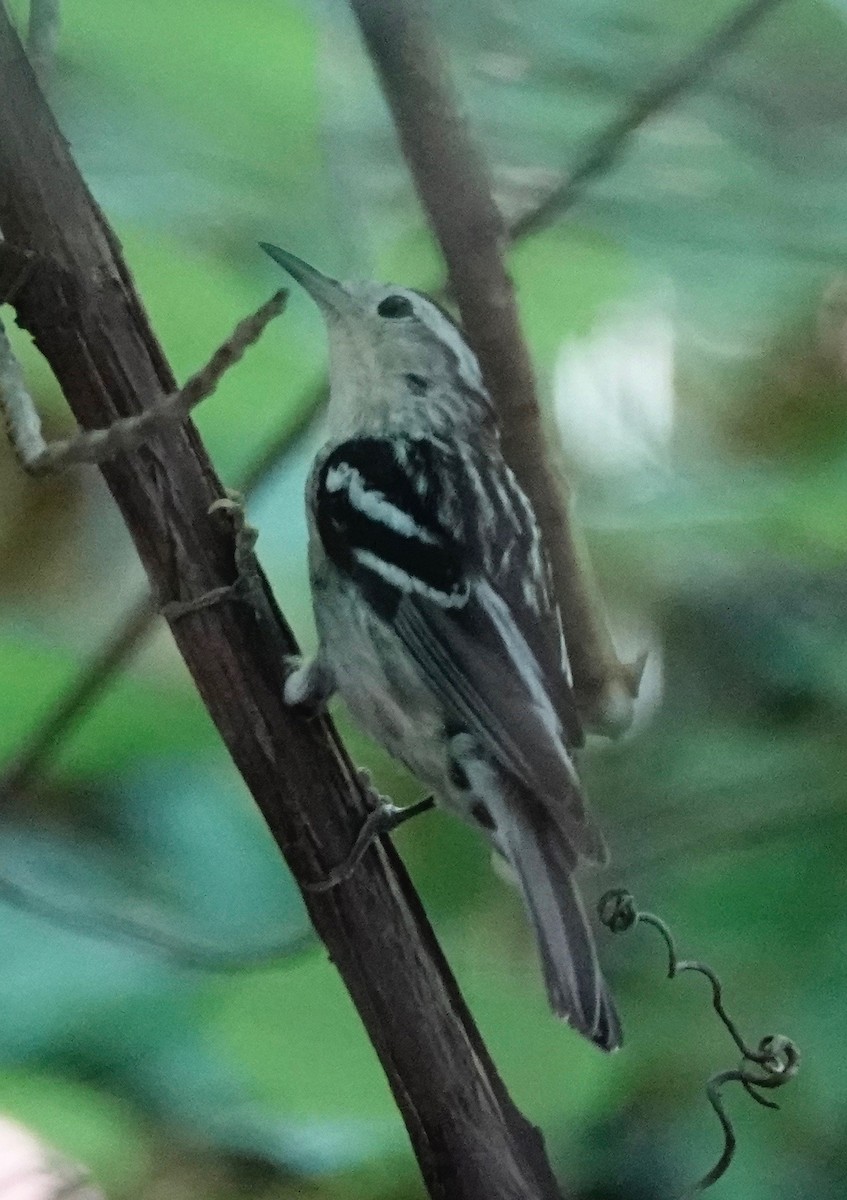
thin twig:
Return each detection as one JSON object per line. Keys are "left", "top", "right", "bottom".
{"left": 1, "top": 292, "right": 287, "bottom": 475}
{"left": 509, "top": 0, "right": 789, "bottom": 241}
{"left": 0, "top": 869, "right": 316, "bottom": 971}
{"left": 0, "top": 597, "right": 157, "bottom": 797}
{"left": 599, "top": 890, "right": 799, "bottom": 1196}
{"left": 350, "top": 0, "right": 644, "bottom": 737}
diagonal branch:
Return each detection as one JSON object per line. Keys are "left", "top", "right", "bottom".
{"left": 0, "top": 594, "right": 163, "bottom": 797}
{"left": 0, "top": 867, "right": 317, "bottom": 971}
{"left": 510, "top": 0, "right": 789, "bottom": 241}
{"left": 0, "top": 14, "right": 563, "bottom": 1200}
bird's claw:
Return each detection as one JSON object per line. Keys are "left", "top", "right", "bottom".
{"left": 302, "top": 776, "right": 435, "bottom": 892}
{"left": 161, "top": 491, "right": 260, "bottom": 620}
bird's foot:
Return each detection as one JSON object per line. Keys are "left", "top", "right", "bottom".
{"left": 303, "top": 772, "right": 435, "bottom": 892}
{"left": 162, "top": 490, "right": 261, "bottom": 620}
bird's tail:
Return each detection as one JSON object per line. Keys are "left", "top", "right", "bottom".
{"left": 494, "top": 796, "right": 622, "bottom": 1051}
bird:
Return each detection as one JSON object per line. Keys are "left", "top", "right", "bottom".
{"left": 261, "top": 243, "right": 621, "bottom": 1050}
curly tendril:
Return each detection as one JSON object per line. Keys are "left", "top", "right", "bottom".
{"left": 598, "top": 888, "right": 800, "bottom": 1197}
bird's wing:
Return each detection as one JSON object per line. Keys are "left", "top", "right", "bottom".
{"left": 314, "top": 434, "right": 603, "bottom": 863}
{"left": 451, "top": 441, "right": 584, "bottom": 749}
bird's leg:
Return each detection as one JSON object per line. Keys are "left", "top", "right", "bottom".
{"left": 210, "top": 491, "right": 261, "bottom": 585}
{"left": 303, "top": 773, "right": 436, "bottom": 893}
{"left": 162, "top": 490, "right": 263, "bottom": 620}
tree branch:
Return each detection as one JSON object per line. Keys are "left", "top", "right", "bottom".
{"left": 0, "top": 868, "right": 317, "bottom": 972}
{"left": 349, "top": 0, "right": 643, "bottom": 736}
{"left": 0, "top": 593, "right": 159, "bottom": 796}
{"left": 509, "top": 0, "right": 788, "bottom": 241}
{"left": 0, "top": 14, "right": 564, "bottom": 1200}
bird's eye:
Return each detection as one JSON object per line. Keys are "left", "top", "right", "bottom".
{"left": 405, "top": 373, "right": 429, "bottom": 395}
{"left": 377, "top": 294, "right": 414, "bottom": 319}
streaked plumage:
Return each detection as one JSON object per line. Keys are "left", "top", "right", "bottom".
{"left": 263, "top": 244, "right": 621, "bottom": 1049}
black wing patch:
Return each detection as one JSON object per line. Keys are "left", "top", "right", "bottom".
{"left": 315, "top": 437, "right": 468, "bottom": 619}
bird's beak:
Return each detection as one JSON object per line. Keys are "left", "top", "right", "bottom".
{"left": 259, "top": 244, "right": 351, "bottom": 316}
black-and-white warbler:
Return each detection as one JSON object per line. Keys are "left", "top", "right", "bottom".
{"left": 262, "top": 244, "right": 621, "bottom": 1050}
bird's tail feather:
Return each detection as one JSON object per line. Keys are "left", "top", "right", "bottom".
{"left": 494, "top": 797, "right": 622, "bottom": 1051}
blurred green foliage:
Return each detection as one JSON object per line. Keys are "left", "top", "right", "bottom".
{"left": 1, "top": 0, "right": 847, "bottom": 1197}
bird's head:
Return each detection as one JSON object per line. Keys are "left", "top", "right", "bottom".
{"left": 261, "top": 244, "right": 493, "bottom": 438}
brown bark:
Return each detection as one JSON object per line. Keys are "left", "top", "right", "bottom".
{"left": 0, "top": 11, "right": 563, "bottom": 1200}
